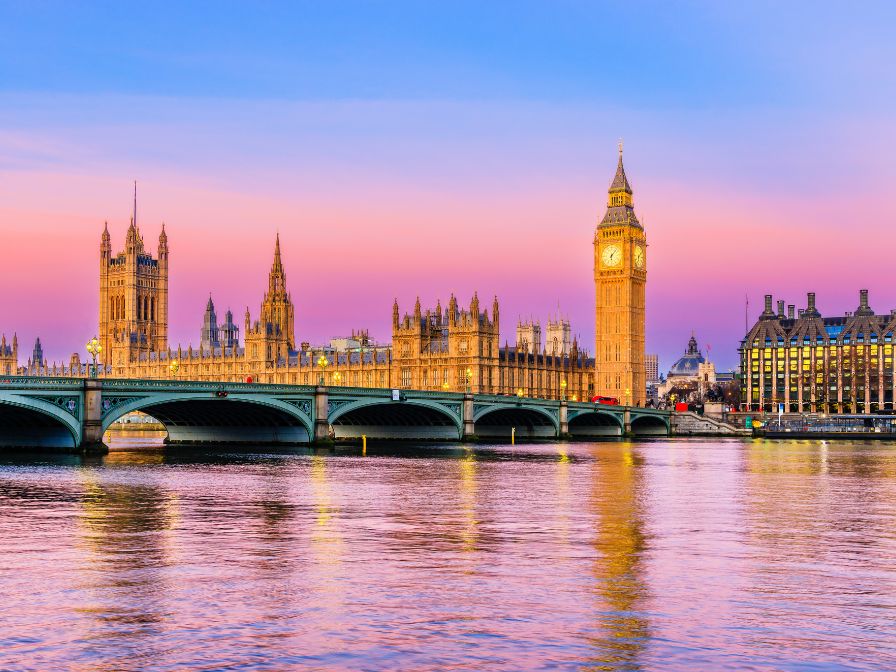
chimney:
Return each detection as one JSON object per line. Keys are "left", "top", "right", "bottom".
{"left": 798, "top": 309, "right": 805, "bottom": 318}
{"left": 764, "top": 294, "right": 773, "bottom": 314}
{"left": 805, "top": 292, "right": 820, "bottom": 317}
{"left": 788, "top": 305, "right": 795, "bottom": 319}
{"left": 777, "top": 300, "right": 785, "bottom": 318}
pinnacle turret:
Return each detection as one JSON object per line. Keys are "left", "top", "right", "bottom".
{"left": 273, "top": 233, "right": 283, "bottom": 271}
{"left": 600, "top": 141, "right": 640, "bottom": 228}
{"left": 609, "top": 140, "right": 633, "bottom": 194}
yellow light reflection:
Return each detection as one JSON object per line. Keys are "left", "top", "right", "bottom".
{"left": 459, "top": 448, "right": 478, "bottom": 554}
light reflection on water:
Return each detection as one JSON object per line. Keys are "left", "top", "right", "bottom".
{"left": 1, "top": 438, "right": 895, "bottom": 671}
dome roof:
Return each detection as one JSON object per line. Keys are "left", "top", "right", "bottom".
{"left": 669, "top": 335, "right": 705, "bottom": 377}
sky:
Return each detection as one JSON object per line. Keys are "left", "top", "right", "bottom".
{"left": 1, "top": 1, "right": 895, "bottom": 370}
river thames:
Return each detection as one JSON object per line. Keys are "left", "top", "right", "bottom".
{"left": 1, "top": 438, "right": 894, "bottom": 671}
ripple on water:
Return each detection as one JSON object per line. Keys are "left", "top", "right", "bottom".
{"left": 0, "top": 438, "right": 895, "bottom": 671}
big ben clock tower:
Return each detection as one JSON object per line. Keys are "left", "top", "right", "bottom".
{"left": 594, "top": 142, "right": 646, "bottom": 406}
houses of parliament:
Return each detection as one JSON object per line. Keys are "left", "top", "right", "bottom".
{"left": 1, "top": 151, "right": 648, "bottom": 405}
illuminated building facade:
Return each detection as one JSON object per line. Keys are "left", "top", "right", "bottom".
{"left": 0, "top": 334, "right": 17, "bottom": 376}
{"left": 741, "top": 291, "right": 896, "bottom": 413}
{"left": 99, "top": 202, "right": 169, "bottom": 367}
{"left": 594, "top": 144, "right": 647, "bottom": 406}
{"left": 8, "top": 152, "right": 671, "bottom": 403}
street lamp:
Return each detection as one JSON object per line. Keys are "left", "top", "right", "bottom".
{"left": 169, "top": 359, "right": 180, "bottom": 376}
{"left": 85, "top": 336, "right": 102, "bottom": 378}
{"left": 317, "top": 355, "right": 329, "bottom": 385}
{"left": 517, "top": 388, "right": 524, "bottom": 399}
{"left": 333, "top": 371, "right": 342, "bottom": 386}
{"left": 465, "top": 367, "right": 472, "bottom": 394}
{"left": 560, "top": 379, "right": 567, "bottom": 401}
{"left": 442, "top": 380, "right": 450, "bottom": 392}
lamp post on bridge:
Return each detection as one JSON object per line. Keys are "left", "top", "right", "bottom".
{"left": 169, "top": 360, "right": 180, "bottom": 377}
{"left": 465, "top": 367, "right": 472, "bottom": 394}
{"left": 86, "top": 336, "right": 102, "bottom": 379}
{"left": 317, "top": 355, "right": 329, "bottom": 386}
{"left": 560, "top": 379, "right": 567, "bottom": 401}
{"left": 333, "top": 371, "right": 342, "bottom": 386}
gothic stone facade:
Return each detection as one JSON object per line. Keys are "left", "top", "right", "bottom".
{"left": 99, "top": 217, "right": 169, "bottom": 366}
{"left": 11, "top": 152, "right": 663, "bottom": 402}
{"left": 99, "top": 234, "right": 595, "bottom": 401}
{"left": 594, "top": 145, "right": 647, "bottom": 406}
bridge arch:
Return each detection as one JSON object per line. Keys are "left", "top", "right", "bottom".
{"left": 0, "top": 396, "right": 80, "bottom": 449}
{"left": 474, "top": 404, "right": 559, "bottom": 440}
{"left": 103, "top": 393, "right": 314, "bottom": 445}
{"left": 568, "top": 410, "right": 624, "bottom": 438}
{"left": 329, "top": 399, "right": 462, "bottom": 440}
{"left": 630, "top": 413, "right": 669, "bottom": 437}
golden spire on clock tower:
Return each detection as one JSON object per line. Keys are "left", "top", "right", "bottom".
{"left": 594, "top": 143, "right": 647, "bottom": 408}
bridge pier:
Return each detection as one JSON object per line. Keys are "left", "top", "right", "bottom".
{"left": 623, "top": 408, "right": 632, "bottom": 438}
{"left": 462, "top": 393, "right": 475, "bottom": 441}
{"left": 80, "top": 379, "right": 109, "bottom": 455}
{"left": 559, "top": 399, "right": 569, "bottom": 438}
{"left": 313, "top": 385, "right": 331, "bottom": 445}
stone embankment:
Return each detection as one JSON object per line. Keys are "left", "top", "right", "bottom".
{"left": 671, "top": 412, "right": 752, "bottom": 437}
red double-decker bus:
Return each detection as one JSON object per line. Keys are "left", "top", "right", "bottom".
{"left": 590, "top": 395, "right": 619, "bottom": 405}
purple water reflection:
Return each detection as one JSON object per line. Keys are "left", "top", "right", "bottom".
{"left": 0, "top": 439, "right": 894, "bottom": 670}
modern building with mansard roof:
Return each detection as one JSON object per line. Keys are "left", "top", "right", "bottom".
{"left": 740, "top": 290, "right": 896, "bottom": 413}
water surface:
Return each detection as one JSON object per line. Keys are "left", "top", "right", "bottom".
{"left": 1, "top": 438, "right": 895, "bottom": 671}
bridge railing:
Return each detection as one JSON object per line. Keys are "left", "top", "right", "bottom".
{"left": 0, "top": 376, "right": 87, "bottom": 390}
{"left": 0, "top": 376, "right": 669, "bottom": 418}
{"left": 329, "top": 386, "right": 466, "bottom": 401}
{"left": 99, "top": 378, "right": 317, "bottom": 394}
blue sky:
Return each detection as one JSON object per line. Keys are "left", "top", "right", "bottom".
{"left": 3, "top": 2, "right": 891, "bottom": 107}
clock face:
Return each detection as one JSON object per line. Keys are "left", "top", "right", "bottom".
{"left": 634, "top": 245, "right": 645, "bottom": 269}
{"left": 601, "top": 244, "right": 622, "bottom": 268}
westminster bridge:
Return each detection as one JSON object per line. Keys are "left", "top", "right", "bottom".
{"left": 0, "top": 377, "right": 671, "bottom": 453}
